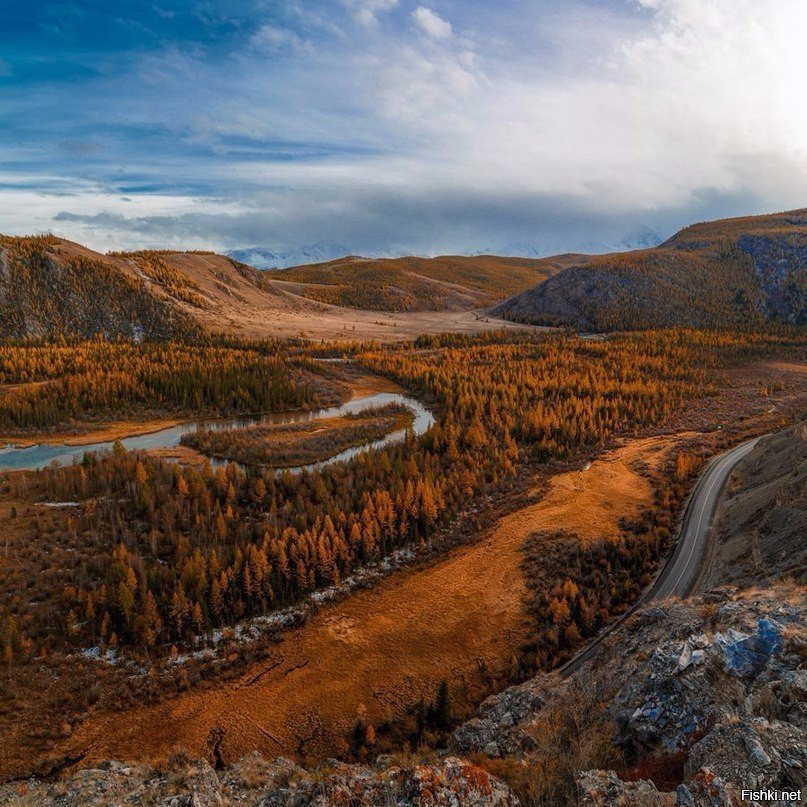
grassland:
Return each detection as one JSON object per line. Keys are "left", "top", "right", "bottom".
{"left": 273, "top": 254, "right": 579, "bottom": 312}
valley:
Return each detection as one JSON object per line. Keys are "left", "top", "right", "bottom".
{"left": 0, "top": 208, "right": 805, "bottom": 805}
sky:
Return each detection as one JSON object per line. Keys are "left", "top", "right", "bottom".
{"left": 1, "top": 0, "right": 806, "bottom": 256}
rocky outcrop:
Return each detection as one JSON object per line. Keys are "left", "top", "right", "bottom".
{"left": 615, "top": 615, "right": 793, "bottom": 750}
{"left": 576, "top": 768, "right": 743, "bottom": 807}
{"left": 576, "top": 770, "right": 672, "bottom": 806}
{"left": 0, "top": 755, "right": 518, "bottom": 806}
{"left": 493, "top": 207, "right": 807, "bottom": 330}
{"left": 736, "top": 233, "right": 807, "bottom": 325}
{"left": 452, "top": 676, "right": 548, "bottom": 758}
{"left": 452, "top": 587, "right": 806, "bottom": 805}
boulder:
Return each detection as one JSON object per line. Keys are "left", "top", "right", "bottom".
{"left": 576, "top": 770, "right": 673, "bottom": 806}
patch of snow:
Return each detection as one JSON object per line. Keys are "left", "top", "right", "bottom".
{"left": 82, "top": 646, "right": 118, "bottom": 664}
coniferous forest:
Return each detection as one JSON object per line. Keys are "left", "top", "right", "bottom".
{"left": 1, "top": 328, "right": 801, "bottom": 663}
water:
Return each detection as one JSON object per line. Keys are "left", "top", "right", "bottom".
{"left": 0, "top": 393, "right": 435, "bottom": 473}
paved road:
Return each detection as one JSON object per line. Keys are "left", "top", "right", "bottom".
{"left": 650, "top": 436, "right": 760, "bottom": 601}
{"left": 559, "top": 435, "right": 762, "bottom": 676}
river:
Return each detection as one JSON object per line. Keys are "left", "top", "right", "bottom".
{"left": 0, "top": 392, "right": 435, "bottom": 473}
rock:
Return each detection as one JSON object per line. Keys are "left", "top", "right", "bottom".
{"left": 478, "top": 680, "right": 546, "bottom": 726}
{"left": 220, "top": 754, "right": 306, "bottom": 802}
{"left": 683, "top": 768, "right": 735, "bottom": 807}
{"left": 576, "top": 770, "right": 671, "bottom": 806}
{"left": 452, "top": 717, "right": 499, "bottom": 753}
{"left": 714, "top": 619, "right": 783, "bottom": 678}
{"left": 744, "top": 735, "right": 772, "bottom": 767}
{"left": 788, "top": 702, "right": 807, "bottom": 728}
{"left": 0, "top": 754, "right": 519, "bottom": 806}
{"left": 295, "top": 757, "right": 519, "bottom": 806}
{"left": 674, "top": 784, "right": 695, "bottom": 806}
{"left": 686, "top": 720, "right": 807, "bottom": 791}
{"left": 676, "top": 643, "right": 692, "bottom": 672}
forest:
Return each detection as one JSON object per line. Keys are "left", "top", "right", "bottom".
{"left": 6, "top": 327, "right": 800, "bottom": 664}
{"left": 180, "top": 403, "right": 413, "bottom": 467}
{"left": 0, "top": 340, "right": 333, "bottom": 433}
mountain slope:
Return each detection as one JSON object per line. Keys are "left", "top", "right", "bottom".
{"left": 493, "top": 209, "right": 807, "bottom": 331}
{"left": 272, "top": 254, "right": 579, "bottom": 312}
{"left": 0, "top": 236, "right": 547, "bottom": 341}
{"left": 0, "top": 236, "right": 201, "bottom": 340}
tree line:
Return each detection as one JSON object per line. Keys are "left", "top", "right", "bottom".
{"left": 0, "top": 341, "right": 324, "bottom": 432}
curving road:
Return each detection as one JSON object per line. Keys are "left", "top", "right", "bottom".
{"left": 559, "top": 434, "right": 762, "bottom": 677}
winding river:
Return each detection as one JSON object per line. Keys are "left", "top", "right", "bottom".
{"left": 0, "top": 392, "right": 435, "bottom": 474}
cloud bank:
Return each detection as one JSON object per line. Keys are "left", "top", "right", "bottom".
{"left": 0, "top": 0, "right": 805, "bottom": 254}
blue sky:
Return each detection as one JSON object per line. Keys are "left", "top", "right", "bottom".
{"left": 1, "top": 0, "right": 806, "bottom": 254}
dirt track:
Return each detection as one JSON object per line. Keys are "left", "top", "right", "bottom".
{"left": 52, "top": 434, "right": 682, "bottom": 768}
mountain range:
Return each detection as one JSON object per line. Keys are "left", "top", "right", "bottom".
{"left": 1, "top": 210, "right": 804, "bottom": 341}
{"left": 227, "top": 228, "right": 664, "bottom": 270}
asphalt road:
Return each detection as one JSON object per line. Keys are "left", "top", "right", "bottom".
{"left": 559, "top": 434, "right": 762, "bottom": 677}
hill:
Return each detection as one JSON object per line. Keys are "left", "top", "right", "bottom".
{"left": 493, "top": 209, "right": 807, "bottom": 331}
{"left": 0, "top": 238, "right": 539, "bottom": 341}
{"left": 0, "top": 236, "right": 202, "bottom": 340}
{"left": 272, "top": 254, "right": 578, "bottom": 312}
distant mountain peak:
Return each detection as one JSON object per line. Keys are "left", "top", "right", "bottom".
{"left": 228, "top": 227, "right": 665, "bottom": 270}
{"left": 227, "top": 242, "right": 352, "bottom": 270}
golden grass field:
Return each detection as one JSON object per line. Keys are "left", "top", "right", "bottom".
{"left": 47, "top": 432, "right": 684, "bottom": 769}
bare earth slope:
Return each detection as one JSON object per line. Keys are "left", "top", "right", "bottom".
{"left": 493, "top": 208, "right": 807, "bottom": 330}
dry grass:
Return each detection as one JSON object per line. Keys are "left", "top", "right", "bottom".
{"left": 33, "top": 434, "right": 679, "bottom": 773}
{"left": 478, "top": 679, "right": 623, "bottom": 806}
{"left": 274, "top": 254, "right": 572, "bottom": 312}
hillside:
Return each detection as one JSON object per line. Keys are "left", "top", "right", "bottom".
{"left": 273, "top": 254, "right": 578, "bottom": 312}
{"left": 700, "top": 419, "right": 806, "bottom": 588}
{"left": 0, "top": 236, "right": 201, "bottom": 340}
{"left": 0, "top": 238, "right": 535, "bottom": 341}
{"left": 493, "top": 209, "right": 807, "bottom": 331}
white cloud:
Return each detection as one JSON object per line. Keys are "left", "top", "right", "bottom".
{"left": 341, "top": 0, "right": 398, "bottom": 28}
{"left": 362, "top": 0, "right": 807, "bottom": 213}
{"left": 249, "top": 24, "right": 309, "bottom": 53}
{"left": 412, "top": 7, "right": 452, "bottom": 40}
{"left": 6, "top": 0, "right": 807, "bottom": 254}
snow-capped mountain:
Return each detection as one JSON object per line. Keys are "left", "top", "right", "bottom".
{"left": 228, "top": 228, "right": 665, "bottom": 269}
{"left": 227, "top": 242, "right": 353, "bottom": 270}
{"left": 494, "top": 227, "right": 664, "bottom": 258}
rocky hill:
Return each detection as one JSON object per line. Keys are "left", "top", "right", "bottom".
{"left": 0, "top": 236, "right": 201, "bottom": 340}
{"left": 493, "top": 209, "right": 807, "bottom": 331}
